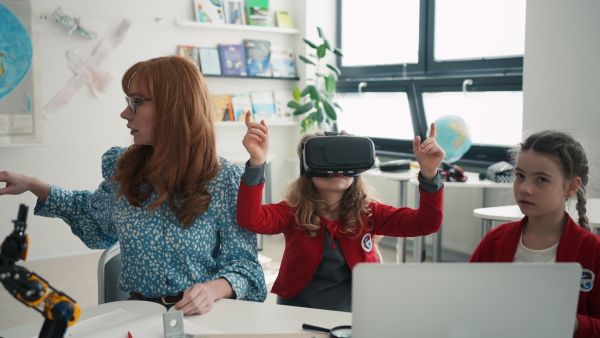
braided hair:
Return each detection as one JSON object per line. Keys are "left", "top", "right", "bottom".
{"left": 518, "top": 130, "right": 590, "bottom": 231}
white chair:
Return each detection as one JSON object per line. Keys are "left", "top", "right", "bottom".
{"left": 97, "top": 242, "right": 129, "bottom": 304}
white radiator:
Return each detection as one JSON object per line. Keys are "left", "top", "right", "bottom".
{"left": 436, "top": 185, "right": 484, "bottom": 255}
{"left": 365, "top": 173, "right": 512, "bottom": 260}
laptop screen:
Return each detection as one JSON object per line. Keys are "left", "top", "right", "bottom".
{"left": 352, "top": 262, "right": 581, "bottom": 338}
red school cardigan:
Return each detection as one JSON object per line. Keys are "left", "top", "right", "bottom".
{"left": 469, "top": 216, "right": 600, "bottom": 338}
{"left": 237, "top": 182, "right": 444, "bottom": 299}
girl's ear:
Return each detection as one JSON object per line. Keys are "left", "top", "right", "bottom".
{"left": 566, "top": 177, "right": 582, "bottom": 199}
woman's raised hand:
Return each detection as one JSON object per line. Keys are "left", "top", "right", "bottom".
{"left": 242, "top": 111, "right": 269, "bottom": 167}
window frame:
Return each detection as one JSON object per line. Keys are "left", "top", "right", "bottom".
{"left": 335, "top": 0, "right": 523, "bottom": 169}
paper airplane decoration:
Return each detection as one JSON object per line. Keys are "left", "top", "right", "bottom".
{"left": 52, "top": 7, "right": 97, "bottom": 40}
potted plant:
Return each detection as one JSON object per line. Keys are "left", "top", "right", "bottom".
{"left": 287, "top": 27, "right": 343, "bottom": 134}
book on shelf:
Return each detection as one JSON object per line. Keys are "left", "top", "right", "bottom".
{"left": 224, "top": 0, "right": 246, "bottom": 25}
{"left": 211, "top": 94, "right": 234, "bottom": 122}
{"left": 244, "top": 39, "right": 272, "bottom": 77}
{"left": 250, "top": 91, "right": 277, "bottom": 121}
{"left": 246, "top": 0, "right": 273, "bottom": 26}
{"left": 177, "top": 45, "right": 200, "bottom": 69}
{"left": 194, "top": 0, "right": 225, "bottom": 23}
{"left": 270, "top": 46, "right": 296, "bottom": 78}
{"left": 230, "top": 93, "right": 254, "bottom": 121}
{"left": 273, "top": 90, "right": 295, "bottom": 122}
{"left": 198, "top": 47, "right": 222, "bottom": 75}
{"left": 275, "top": 10, "right": 293, "bottom": 28}
{"left": 218, "top": 44, "right": 247, "bottom": 76}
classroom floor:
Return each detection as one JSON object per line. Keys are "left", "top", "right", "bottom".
{"left": 0, "top": 234, "right": 403, "bottom": 330}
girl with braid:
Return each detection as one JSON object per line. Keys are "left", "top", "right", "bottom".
{"left": 469, "top": 130, "right": 600, "bottom": 337}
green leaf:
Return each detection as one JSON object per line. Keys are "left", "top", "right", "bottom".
{"left": 315, "top": 72, "right": 326, "bottom": 78}
{"left": 322, "top": 99, "right": 337, "bottom": 120}
{"left": 293, "top": 101, "right": 315, "bottom": 115}
{"left": 287, "top": 100, "right": 301, "bottom": 109}
{"left": 317, "top": 27, "right": 324, "bottom": 38}
{"left": 317, "top": 44, "right": 327, "bottom": 59}
{"left": 293, "top": 87, "right": 302, "bottom": 101}
{"left": 326, "top": 64, "right": 341, "bottom": 77}
{"left": 301, "top": 85, "right": 320, "bottom": 101}
{"left": 316, "top": 106, "right": 325, "bottom": 123}
{"left": 299, "top": 55, "right": 316, "bottom": 66}
{"left": 301, "top": 117, "right": 314, "bottom": 134}
{"left": 323, "top": 38, "right": 331, "bottom": 51}
{"left": 334, "top": 102, "right": 343, "bottom": 112}
{"left": 325, "top": 74, "right": 337, "bottom": 94}
{"left": 333, "top": 48, "right": 344, "bottom": 57}
{"left": 303, "top": 38, "right": 318, "bottom": 49}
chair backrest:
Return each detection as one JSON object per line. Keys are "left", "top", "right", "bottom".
{"left": 97, "top": 242, "right": 129, "bottom": 304}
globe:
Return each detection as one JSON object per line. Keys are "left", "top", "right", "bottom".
{"left": 432, "top": 115, "right": 472, "bottom": 163}
{"left": 0, "top": 4, "right": 33, "bottom": 100}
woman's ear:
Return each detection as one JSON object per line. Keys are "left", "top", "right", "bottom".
{"left": 566, "top": 177, "right": 582, "bottom": 198}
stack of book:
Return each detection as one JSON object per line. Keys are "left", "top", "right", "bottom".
{"left": 193, "top": 0, "right": 293, "bottom": 28}
{"left": 209, "top": 90, "right": 296, "bottom": 123}
{"left": 177, "top": 40, "right": 297, "bottom": 79}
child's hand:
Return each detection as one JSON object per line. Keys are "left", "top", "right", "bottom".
{"left": 413, "top": 123, "right": 445, "bottom": 182}
{"left": 242, "top": 111, "right": 269, "bottom": 167}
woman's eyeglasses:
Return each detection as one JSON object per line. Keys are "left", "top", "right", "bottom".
{"left": 125, "top": 96, "right": 152, "bottom": 115}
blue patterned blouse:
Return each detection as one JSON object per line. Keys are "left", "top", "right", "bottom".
{"left": 34, "top": 146, "right": 267, "bottom": 301}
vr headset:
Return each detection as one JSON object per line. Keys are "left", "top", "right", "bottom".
{"left": 300, "top": 133, "right": 376, "bottom": 177}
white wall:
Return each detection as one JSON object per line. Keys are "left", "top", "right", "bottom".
{"left": 0, "top": 0, "right": 307, "bottom": 260}
{"left": 523, "top": 0, "right": 600, "bottom": 198}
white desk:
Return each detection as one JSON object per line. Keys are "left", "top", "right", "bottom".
{"left": 363, "top": 168, "right": 420, "bottom": 263}
{"left": 410, "top": 171, "right": 512, "bottom": 263}
{"left": 473, "top": 198, "right": 600, "bottom": 236}
{"left": 0, "top": 299, "right": 350, "bottom": 338}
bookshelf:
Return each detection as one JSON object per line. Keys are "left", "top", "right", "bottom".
{"left": 205, "top": 74, "right": 299, "bottom": 80}
{"left": 174, "top": 19, "right": 300, "bottom": 35}
{"left": 215, "top": 120, "right": 296, "bottom": 127}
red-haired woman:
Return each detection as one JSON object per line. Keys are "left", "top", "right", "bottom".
{"left": 0, "top": 55, "right": 267, "bottom": 315}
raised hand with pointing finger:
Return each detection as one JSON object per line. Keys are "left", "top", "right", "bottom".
{"left": 242, "top": 111, "right": 269, "bottom": 168}
{"left": 413, "top": 123, "right": 445, "bottom": 182}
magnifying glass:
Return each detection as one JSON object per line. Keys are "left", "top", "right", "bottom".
{"left": 302, "top": 323, "right": 352, "bottom": 338}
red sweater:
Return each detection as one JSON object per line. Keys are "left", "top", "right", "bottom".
{"left": 237, "top": 182, "right": 444, "bottom": 298}
{"left": 469, "top": 216, "right": 600, "bottom": 338}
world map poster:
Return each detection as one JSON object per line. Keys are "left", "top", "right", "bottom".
{"left": 0, "top": 0, "right": 43, "bottom": 145}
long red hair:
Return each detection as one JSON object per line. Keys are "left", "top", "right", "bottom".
{"left": 114, "top": 55, "right": 218, "bottom": 227}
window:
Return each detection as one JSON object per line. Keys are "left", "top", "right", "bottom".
{"left": 340, "top": 1, "right": 420, "bottom": 67}
{"left": 336, "top": 0, "right": 525, "bottom": 168}
{"left": 434, "top": 0, "right": 526, "bottom": 62}
{"left": 337, "top": 92, "right": 414, "bottom": 140}
{"left": 422, "top": 91, "right": 523, "bottom": 147}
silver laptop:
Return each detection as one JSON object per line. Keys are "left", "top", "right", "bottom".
{"left": 352, "top": 263, "right": 582, "bottom": 338}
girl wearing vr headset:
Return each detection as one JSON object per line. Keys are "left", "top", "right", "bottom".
{"left": 469, "top": 130, "right": 600, "bottom": 337}
{"left": 238, "top": 113, "right": 446, "bottom": 312}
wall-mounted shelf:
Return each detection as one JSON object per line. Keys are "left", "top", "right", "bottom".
{"left": 215, "top": 121, "right": 297, "bottom": 127}
{"left": 175, "top": 19, "right": 300, "bottom": 35}
{"left": 205, "top": 74, "right": 299, "bottom": 80}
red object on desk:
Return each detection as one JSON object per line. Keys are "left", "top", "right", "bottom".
{"left": 128, "top": 332, "right": 133, "bottom": 338}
